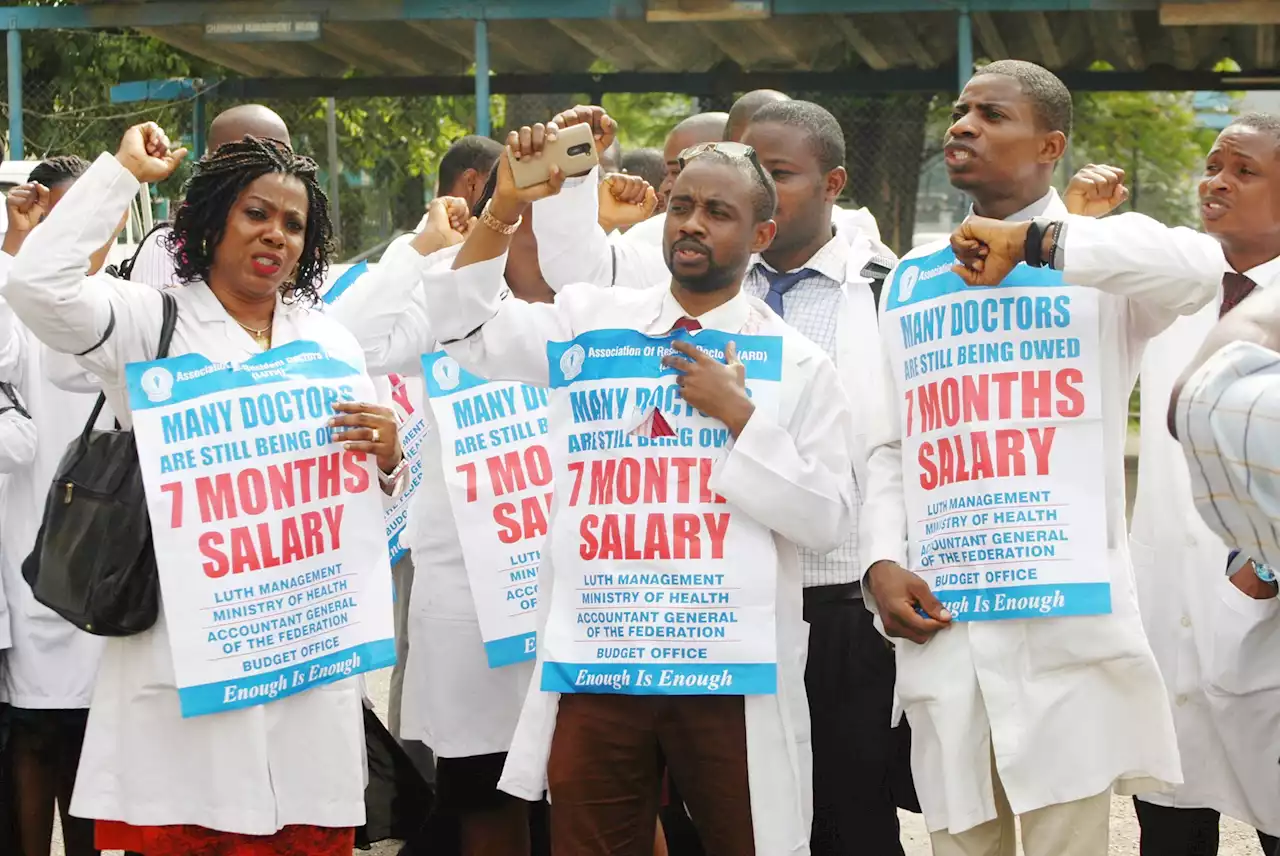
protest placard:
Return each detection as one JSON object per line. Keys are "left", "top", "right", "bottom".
{"left": 539, "top": 328, "right": 783, "bottom": 696}
{"left": 322, "top": 263, "right": 428, "bottom": 564}
{"left": 882, "top": 246, "right": 1110, "bottom": 621}
{"left": 127, "top": 341, "right": 396, "bottom": 717}
{"left": 384, "top": 372, "right": 427, "bottom": 566}
{"left": 422, "top": 352, "right": 548, "bottom": 667}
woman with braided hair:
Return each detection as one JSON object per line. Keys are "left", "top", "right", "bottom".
{"left": 2, "top": 122, "right": 407, "bottom": 856}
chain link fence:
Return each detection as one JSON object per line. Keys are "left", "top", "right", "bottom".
{"left": 5, "top": 75, "right": 1227, "bottom": 262}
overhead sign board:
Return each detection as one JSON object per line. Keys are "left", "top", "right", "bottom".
{"left": 204, "top": 17, "right": 322, "bottom": 42}
{"left": 646, "top": 0, "right": 770, "bottom": 22}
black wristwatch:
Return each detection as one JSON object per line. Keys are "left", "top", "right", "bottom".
{"left": 1024, "top": 217, "right": 1053, "bottom": 268}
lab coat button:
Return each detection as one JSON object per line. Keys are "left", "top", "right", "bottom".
{"left": 1181, "top": 616, "right": 1192, "bottom": 628}
{"left": 1175, "top": 695, "right": 1188, "bottom": 706}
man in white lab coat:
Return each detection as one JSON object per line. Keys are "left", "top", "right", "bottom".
{"left": 422, "top": 124, "right": 858, "bottom": 855}
{"left": 862, "top": 60, "right": 1219, "bottom": 856}
{"left": 1081, "top": 113, "right": 1280, "bottom": 854}
{"left": 734, "top": 98, "right": 910, "bottom": 856}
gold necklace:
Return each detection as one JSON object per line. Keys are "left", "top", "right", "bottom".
{"left": 236, "top": 319, "right": 272, "bottom": 350}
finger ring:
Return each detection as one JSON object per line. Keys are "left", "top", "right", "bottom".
{"left": 371, "top": 428, "right": 381, "bottom": 444}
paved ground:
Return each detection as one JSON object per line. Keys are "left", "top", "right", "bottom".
{"left": 897, "top": 796, "right": 1266, "bottom": 855}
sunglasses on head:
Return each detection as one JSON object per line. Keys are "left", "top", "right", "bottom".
{"left": 677, "top": 142, "right": 771, "bottom": 191}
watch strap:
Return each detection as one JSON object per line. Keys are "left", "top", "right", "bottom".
{"left": 1024, "top": 218, "right": 1050, "bottom": 268}
{"left": 379, "top": 456, "right": 409, "bottom": 486}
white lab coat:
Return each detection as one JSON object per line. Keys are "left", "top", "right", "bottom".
{"left": 422, "top": 253, "right": 859, "bottom": 855}
{"left": 0, "top": 251, "right": 108, "bottom": 708}
{"left": 3, "top": 153, "right": 370, "bottom": 834}
{"left": 0, "top": 385, "right": 35, "bottom": 482}
{"left": 862, "top": 192, "right": 1220, "bottom": 835}
{"left": 1132, "top": 248, "right": 1280, "bottom": 836}
{"left": 0, "top": 378, "right": 36, "bottom": 660}
{"left": 329, "top": 236, "right": 535, "bottom": 757}
{"left": 533, "top": 169, "right": 889, "bottom": 499}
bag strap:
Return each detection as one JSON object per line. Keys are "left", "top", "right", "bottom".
{"left": 0, "top": 381, "right": 30, "bottom": 420}
{"left": 157, "top": 291, "right": 178, "bottom": 358}
{"left": 106, "top": 221, "right": 171, "bottom": 282}
{"left": 75, "top": 307, "right": 116, "bottom": 357}
{"left": 76, "top": 291, "right": 178, "bottom": 443}
{"left": 860, "top": 254, "right": 895, "bottom": 316}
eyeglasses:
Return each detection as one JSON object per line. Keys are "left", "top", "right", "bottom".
{"left": 677, "top": 141, "right": 772, "bottom": 193}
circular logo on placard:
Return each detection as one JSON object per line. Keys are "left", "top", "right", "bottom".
{"left": 898, "top": 265, "right": 921, "bottom": 303}
{"left": 140, "top": 366, "right": 175, "bottom": 403}
{"left": 560, "top": 344, "right": 586, "bottom": 381}
{"left": 432, "top": 356, "right": 461, "bottom": 391}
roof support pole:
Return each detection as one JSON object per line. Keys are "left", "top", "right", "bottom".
{"left": 957, "top": 4, "right": 973, "bottom": 93}
{"left": 7, "top": 25, "right": 21, "bottom": 160}
{"left": 475, "top": 18, "right": 491, "bottom": 137}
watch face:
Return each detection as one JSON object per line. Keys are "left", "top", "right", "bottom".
{"left": 1257, "top": 562, "right": 1278, "bottom": 583}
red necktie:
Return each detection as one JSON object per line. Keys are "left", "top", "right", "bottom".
{"left": 1221, "top": 272, "right": 1257, "bottom": 317}
{"left": 651, "top": 317, "right": 702, "bottom": 438}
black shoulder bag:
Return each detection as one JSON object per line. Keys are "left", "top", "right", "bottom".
{"left": 23, "top": 291, "right": 178, "bottom": 636}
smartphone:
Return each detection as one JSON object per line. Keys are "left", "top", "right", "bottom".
{"left": 508, "top": 122, "right": 600, "bottom": 189}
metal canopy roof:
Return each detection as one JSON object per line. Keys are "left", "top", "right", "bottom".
{"left": 44, "top": 1, "right": 1280, "bottom": 79}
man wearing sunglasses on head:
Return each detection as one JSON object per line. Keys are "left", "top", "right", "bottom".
{"left": 535, "top": 102, "right": 902, "bottom": 855}
{"left": 419, "top": 119, "right": 859, "bottom": 855}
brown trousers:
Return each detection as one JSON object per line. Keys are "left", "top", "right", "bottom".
{"left": 546, "top": 694, "right": 755, "bottom": 856}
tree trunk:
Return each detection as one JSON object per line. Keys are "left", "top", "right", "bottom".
{"left": 825, "top": 92, "right": 933, "bottom": 255}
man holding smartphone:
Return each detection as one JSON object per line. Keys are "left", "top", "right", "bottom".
{"left": 420, "top": 119, "right": 858, "bottom": 855}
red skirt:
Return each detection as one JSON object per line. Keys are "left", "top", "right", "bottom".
{"left": 95, "top": 820, "right": 355, "bottom": 856}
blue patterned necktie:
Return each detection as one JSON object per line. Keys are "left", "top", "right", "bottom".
{"left": 757, "top": 264, "right": 816, "bottom": 319}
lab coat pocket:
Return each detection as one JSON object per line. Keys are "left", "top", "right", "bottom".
{"left": 1206, "top": 575, "right": 1280, "bottom": 697}
{"left": 1024, "top": 611, "right": 1151, "bottom": 676}
{"left": 891, "top": 628, "right": 959, "bottom": 707}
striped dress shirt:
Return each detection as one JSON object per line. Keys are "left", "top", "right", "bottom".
{"left": 1177, "top": 339, "right": 1280, "bottom": 568}
{"left": 744, "top": 232, "right": 863, "bottom": 588}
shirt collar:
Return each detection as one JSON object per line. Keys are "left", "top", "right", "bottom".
{"left": 651, "top": 286, "right": 752, "bottom": 335}
{"left": 968, "top": 188, "right": 1064, "bottom": 223}
{"left": 750, "top": 228, "right": 849, "bottom": 283}
{"left": 1240, "top": 254, "right": 1280, "bottom": 291}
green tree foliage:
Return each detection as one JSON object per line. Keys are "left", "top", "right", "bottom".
{"left": 602, "top": 91, "right": 694, "bottom": 150}
{"left": 1071, "top": 90, "right": 1219, "bottom": 228}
